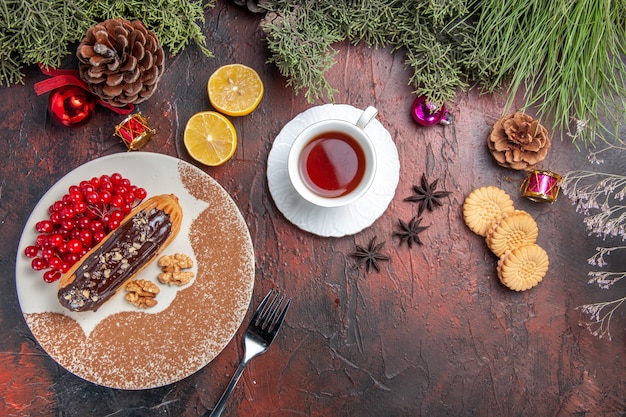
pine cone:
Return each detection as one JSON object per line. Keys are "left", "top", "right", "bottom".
{"left": 76, "top": 19, "right": 165, "bottom": 107}
{"left": 487, "top": 112, "right": 551, "bottom": 171}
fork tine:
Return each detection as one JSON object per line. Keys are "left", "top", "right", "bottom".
{"left": 264, "top": 294, "right": 284, "bottom": 330}
{"left": 251, "top": 289, "right": 274, "bottom": 324}
{"left": 255, "top": 290, "right": 291, "bottom": 334}
{"left": 268, "top": 298, "right": 290, "bottom": 334}
{"left": 261, "top": 292, "right": 283, "bottom": 326}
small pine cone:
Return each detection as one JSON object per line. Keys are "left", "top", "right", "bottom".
{"left": 487, "top": 112, "right": 551, "bottom": 171}
{"left": 76, "top": 19, "right": 165, "bottom": 107}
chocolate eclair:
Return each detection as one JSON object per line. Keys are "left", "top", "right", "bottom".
{"left": 58, "top": 194, "right": 183, "bottom": 312}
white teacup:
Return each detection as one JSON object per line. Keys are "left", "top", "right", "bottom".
{"left": 288, "top": 106, "right": 378, "bottom": 208}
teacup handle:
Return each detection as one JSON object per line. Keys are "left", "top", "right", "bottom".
{"left": 355, "top": 106, "right": 378, "bottom": 130}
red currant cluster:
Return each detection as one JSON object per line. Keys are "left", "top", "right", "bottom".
{"left": 24, "top": 173, "right": 147, "bottom": 283}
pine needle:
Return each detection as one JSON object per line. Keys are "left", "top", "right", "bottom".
{"left": 0, "top": 0, "right": 214, "bottom": 86}
{"left": 468, "top": 0, "right": 626, "bottom": 146}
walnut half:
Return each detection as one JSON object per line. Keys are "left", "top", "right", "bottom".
{"left": 157, "top": 253, "right": 194, "bottom": 286}
{"left": 125, "top": 279, "right": 160, "bottom": 308}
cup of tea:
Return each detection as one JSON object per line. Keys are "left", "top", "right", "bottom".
{"left": 288, "top": 106, "right": 378, "bottom": 207}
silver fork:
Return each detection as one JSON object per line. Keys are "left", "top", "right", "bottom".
{"left": 207, "top": 289, "right": 291, "bottom": 417}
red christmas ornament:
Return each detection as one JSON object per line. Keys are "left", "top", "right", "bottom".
{"left": 48, "top": 85, "right": 96, "bottom": 127}
{"left": 411, "top": 96, "right": 449, "bottom": 126}
{"left": 36, "top": 66, "right": 134, "bottom": 129}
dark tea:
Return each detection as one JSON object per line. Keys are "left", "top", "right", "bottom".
{"left": 299, "top": 131, "right": 366, "bottom": 198}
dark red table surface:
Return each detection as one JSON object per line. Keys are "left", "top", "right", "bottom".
{"left": 1, "top": 2, "right": 624, "bottom": 416}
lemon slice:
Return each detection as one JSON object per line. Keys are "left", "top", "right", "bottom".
{"left": 207, "top": 64, "right": 264, "bottom": 116}
{"left": 184, "top": 111, "right": 237, "bottom": 166}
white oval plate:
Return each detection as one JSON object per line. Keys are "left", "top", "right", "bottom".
{"left": 15, "top": 152, "right": 255, "bottom": 389}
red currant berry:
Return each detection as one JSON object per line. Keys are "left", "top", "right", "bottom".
{"left": 124, "top": 192, "right": 136, "bottom": 204}
{"left": 59, "top": 261, "right": 71, "bottom": 273}
{"left": 31, "top": 258, "right": 48, "bottom": 270}
{"left": 51, "top": 200, "right": 65, "bottom": 213}
{"left": 135, "top": 187, "right": 147, "bottom": 200}
{"left": 61, "top": 205, "right": 76, "bottom": 219}
{"left": 49, "top": 212, "right": 62, "bottom": 224}
{"left": 79, "top": 229, "right": 93, "bottom": 246}
{"left": 93, "top": 230, "right": 107, "bottom": 243}
{"left": 24, "top": 245, "right": 39, "bottom": 258}
{"left": 85, "top": 206, "right": 99, "bottom": 219}
{"left": 90, "top": 176, "right": 101, "bottom": 188}
{"left": 48, "top": 256, "right": 63, "bottom": 271}
{"left": 100, "top": 180, "right": 114, "bottom": 193}
{"left": 35, "top": 220, "right": 54, "bottom": 233}
{"left": 89, "top": 220, "right": 105, "bottom": 232}
{"left": 73, "top": 200, "right": 87, "bottom": 214}
{"left": 61, "top": 218, "right": 76, "bottom": 231}
{"left": 70, "top": 228, "right": 81, "bottom": 239}
{"left": 41, "top": 247, "right": 55, "bottom": 259}
{"left": 111, "top": 194, "right": 125, "bottom": 208}
{"left": 107, "top": 219, "right": 121, "bottom": 231}
{"left": 77, "top": 216, "right": 91, "bottom": 229}
{"left": 63, "top": 253, "right": 80, "bottom": 264}
{"left": 57, "top": 242, "right": 69, "bottom": 254}
{"left": 66, "top": 238, "right": 83, "bottom": 254}
{"left": 35, "top": 235, "right": 48, "bottom": 247}
{"left": 86, "top": 191, "right": 99, "bottom": 204}
{"left": 111, "top": 210, "right": 125, "bottom": 222}
{"left": 69, "top": 190, "right": 83, "bottom": 203}
{"left": 43, "top": 269, "right": 61, "bottom": 283}
{"left": 48, "top": 234, "right": 64, "bottom": 247}
{"left": 111, "top": 173, "right": 123, "bottom": 184}
{"left": 115, "top": 186, "right": 129, "bottom": 197}
{"left": 98, "top": 190, "right": 111, "bottom": 204}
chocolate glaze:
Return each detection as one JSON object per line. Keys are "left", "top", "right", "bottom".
{"left": 58, "top": 207, "right": 172, "bottom": 312}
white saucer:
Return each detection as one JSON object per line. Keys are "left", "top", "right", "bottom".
{"left": 267, "top": 104, "right": 400, "bottom": 237}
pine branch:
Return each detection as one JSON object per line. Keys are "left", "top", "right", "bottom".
{"left": 262, "top": 0, "right": 475, "bottom": 105}
{"left": 0, "top": 0, "right": 213, "bottom": 86}
{"left": 467, "top": 0, "right": 626, "bottom": 145}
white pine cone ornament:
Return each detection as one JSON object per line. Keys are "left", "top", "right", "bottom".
{"left": 76, "top": 19, "right": 165, "bottom": 107}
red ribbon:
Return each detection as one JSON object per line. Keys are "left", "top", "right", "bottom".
{"left": 34, "top": 65, "right": 134, "bottom": 115}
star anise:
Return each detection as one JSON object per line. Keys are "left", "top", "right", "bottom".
{"left": 404, "top": 173, "right": 452, "bottom": 215}
{"left": 394, "top": 216, "right": 429, "bottom": 248}
{"left": 350, "top": 236, "right": 390, "bottom": 273}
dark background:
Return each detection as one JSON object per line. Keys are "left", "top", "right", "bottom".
{"left": 1, "top": 2, "right": 624, "bottom": 416}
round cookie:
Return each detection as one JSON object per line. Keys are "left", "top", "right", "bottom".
{"left": 497, "top": 244, "right": 549, "bottom": 291}
{"left": 463, "top": 186, "right": 515, "bottom": 236}
{"left": 486, "top": 210, "right": 538, "bottom": 257}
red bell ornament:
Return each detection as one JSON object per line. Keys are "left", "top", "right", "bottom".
{"left": 411, "top": 96, "right": 449, "bottom": 126}
{"left": 48, "top": 85, "right": 96, "bottom": 127}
